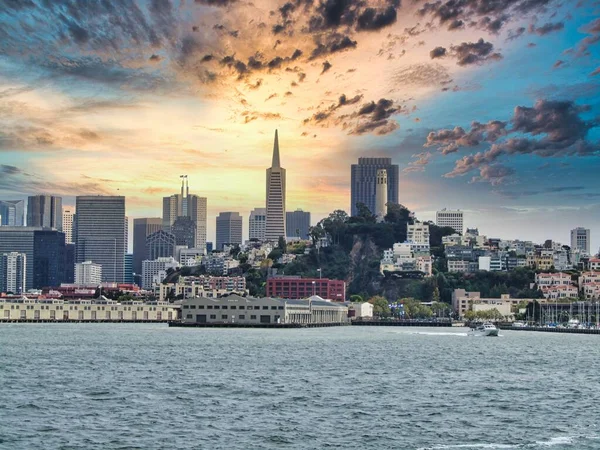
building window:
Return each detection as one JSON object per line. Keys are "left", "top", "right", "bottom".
{"left": 271, "top": 306, "right": 277, "bottom": 310}
{"left": 214, "top": 306, "right": 220, "bottom": 309}
{"left": 207, "top": 305, "right": 213, "bottom": 309}
{"left": 210, "top": 314, "right": 216, "bottom": 319}
{"left": 278, "top": 306, "right": 284, "bottom": 310}
{"left": 198, "top": 305, "right": 205, "bottom": 309}
{"left": 239, "top": 315, "right": 245, "bottom": 319}
{"left": 239, "top": 306, "right": 245, "bottom": 310}
{"left": 222, "top": 306, "right": 228, "bottom": 310}
{"left": 190, "top": 305, "right": 196, "bottom": 309}
{"left": 262, "top": 306, "right": 269, "bottom": 310}
{"left": 221, "top": 315, "right": 227, "bottom": 319}
{"left": 230, "top": 306, "right": 236, "bottom": 310}
{"left": 250, "top": 315, "right": 257, "bottom": 320}
{"left": 186, "top": 314, "right": 193, "bottom": 319}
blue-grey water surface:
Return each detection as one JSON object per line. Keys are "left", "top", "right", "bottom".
{"left": 1, "top": 324, "right": 599, "bottom": 449}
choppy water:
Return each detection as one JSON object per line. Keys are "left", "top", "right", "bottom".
{"left": 1, "top": 325, "right": 599, "bottom": 449}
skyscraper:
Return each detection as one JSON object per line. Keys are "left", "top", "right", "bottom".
{"left": 216, "top": 212, "right": 243, "bottom": 250}
{"left": 172, "top": 216, "right": 196, "bottom": 248}
{"left": 75, "top": 261, "right": 102, "bottom": 285}
{"left": 375, "top": 169, "right": 388, "bottom": 222}
{"left": 63, "top": 207, "right": 75, "bottom": 244}
{"left": 0, "top": 200, "right": 25, "bottom": 226}
{"left": 75, "top": 196, "right": 126, "bottom": 283}
{"left": 0, "top": 227, "right": 68, "bottom": 290}
{"left": 265, "top": 130, "right": 286, "bottom": 241}
{"left": 571, "top": 227, "right": 590, "bottom": 255}
{"left": 0, "top": 252, "right": 26, "bottom": 294}
{"left": 436, "top": 209, "right": 464, "bottom": 234}
{"left": 249, "top": 207, "right": 267, "bottom": 240}
{"left": 27, "top": 195, "right": 63, "bottom": 230}
{"left": 133, "top": 217, "right": 162, "bottom": 274}
{"left": 286, "top": 209, "right": 311, "bottom": 240}
{"left": 187, "top": 194, "right": 207, "bottom": 253}
{"left": 163, "top": 178, "right": 207, "bottom": 253}
{"left": 350, "top": 157, "right": 399, "bottom": 217}
{"left": 146, "top": 230, "right": 176, "bottom": 261}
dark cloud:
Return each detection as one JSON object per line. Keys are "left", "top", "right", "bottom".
{"left": 529, "top": 21, "right": 564, "bottom": 35}
{"left": 0, "top": 164, "right": 22, "bottom": 175}
{"left": 469, "top": 164, "right": 515, "bottom": 185}
{"left": 321, "top": 60, "right": 332, "bottom": 74}
{"left": 149, "top": 54, "right": 163, "bottom": 62}
{"left": 418, "top": 0, "right": 552, "bottom": 33}
{"left": 426, "top": 120, "right": 508, "bottom": 154}
{"left": 553, "top": 60, "right": 565, "bottom": 69}
{"left": 429, "top": 46, "right": 447, "bottom": 59}
{"left": 435, "top": 100, "right": 599, "bottom": 180}
{"left": 591, "top": 67, "right": 600, "bottom": 76}
{"left": 241, "top": 111, "right": 282, "bottom": 124}
{"left": 303, "top": 92, "right": 364, "bottom": 126}
{"left": 506, "top": 26, "right": 526, "bottom": 41}
{"left": 450, "top": 39, "right": 502, "bottom": 66}
{"left": 356, "top": 6, "right": 397, "bottom": 31}
{"left": 309, "top": 33, "right": 357, "bottom": 60}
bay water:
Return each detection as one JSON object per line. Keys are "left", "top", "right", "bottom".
{"left": 1, "top": 324, "right": 599, "bottom": 449}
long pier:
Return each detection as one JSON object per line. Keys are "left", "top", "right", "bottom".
{"left": 351, "top": 320, "right": 452, "bottom": 327}
{"left": 0, "top": 319, "right": 171, "bottom": 324}
{"left": 499, "top": 325, "right": 600, "bottom": 335}
{"left": 168, "top": 321, "right": 349, "bottom": 328}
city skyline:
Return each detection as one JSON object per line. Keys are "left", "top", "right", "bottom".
{"left": 0, "top": 1, "right": 599, "bottom": 248}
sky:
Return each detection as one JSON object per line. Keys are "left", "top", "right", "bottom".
{"left": 0, "top": 0, "right": 599, "bottom": 249}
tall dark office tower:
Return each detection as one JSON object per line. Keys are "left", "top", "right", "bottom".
{"left": 350, "top": 157, "right": 399, "bottom": 217}
{"left": 27, "top": 195, "right": 63, "bottom": 230}
{"left": 163, "top": 178, "right": 207, "bottom": 253}
{"left": 265, "top": 130, "right": 286, "bottom": 241}
{"left": 216, "top": 212, "right": 243, "bottom": 250}
{"left": 133, "top": 217, "right": 162, "bottom": 274}
{"left": 33, "top": 229, "right": 66, "bottom": 288}
{"left": 286, "top": 209, "right": 311, "bottom": 240}
{"left": 0, "top": 227, "right": 67, "bottom": 290}
{"left": 146, "top": 230, "right": 176, "bottom": 261}
{"left": 124, "top": 253, "right": 134, "bottom": 284}
{"left": 172, "top": 216, "right": 196, "bottom": 248}
{"left": 75, "top": 196, "right": 126, "bottom": 283}
{"left": 0, "top": 200, "right": 25, "bottom": 226}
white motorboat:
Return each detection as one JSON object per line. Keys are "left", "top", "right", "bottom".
{"left": 468, "top": 322, "right": 499, "bottom": 337}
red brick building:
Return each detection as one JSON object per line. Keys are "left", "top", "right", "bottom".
{"left": 266, "top": 276, "right": 346, "bottom": 301}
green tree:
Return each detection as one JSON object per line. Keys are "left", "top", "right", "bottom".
{"left": 350, "top": 294, "right": 364, "bottom": 302}
{"left": 369, "top": 295, "right": 390, "bottom": 317}
{"left": 277, "top": 236, "right": 287, "bottom": 253}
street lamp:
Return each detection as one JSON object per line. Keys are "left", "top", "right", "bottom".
{"left": 317, "top": 268, "right": 322, "bottom": 280}
{"left": 312, "top": 280, "right": 316, "bottom": 297}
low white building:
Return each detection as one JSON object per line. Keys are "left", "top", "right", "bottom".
{"left": 347, "top": 302, "right": 374, "bottom": 320}
{"left": 75, "top": 261, "right": 102, "bottom": 285}
{"left": 448, "top": 260, "right": 475, "bottom": 273}
{"left": 159, "top": 276, "right": 248, "bottom": 301}
{"left": 1, "top": 298, "right": 179, "bottom": 321}
{"left": 535, "top": 272, "right": 572, "bottom": 287}
{"left": 180, "top": 294, "right": 348, "bottom": 325}
{"left": 407, "top": 222, "right": 430, "bottom": 246}
{"left": 540, "top": 285, "right": 579, "bottom": 300}
{"left": 452, "top": 289, "right": 539, "bottom": 317}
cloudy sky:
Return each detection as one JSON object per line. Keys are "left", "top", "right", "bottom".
{"left": 0, "top": 0, "right": 599, "bottom": 248}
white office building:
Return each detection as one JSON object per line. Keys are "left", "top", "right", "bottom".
{"left": 62, "top": 207, "right": 75, "bottom": 244}
{"left": 142, "top": 257, "right": 180, "bottom": 290}
{"left": 570, "top": 227, "right": 590, "bottom": 255}
{"left": 75, "top": 261, "right": 102, "bottom": 285}
{"left": 249, "top": 207, "right": 267, "bottom": 241}
{"left": 1, "top": 252, "right": 26, "bottom": 294}
{"left": 436, "top": 209, "right": 464, "bottom": 234}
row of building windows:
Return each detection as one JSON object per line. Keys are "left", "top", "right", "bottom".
{"left": 185, "top": 314, "right": 263, "bottom": 320}
{"left": 183, "top": 305, "right": 284, "bottom": 311}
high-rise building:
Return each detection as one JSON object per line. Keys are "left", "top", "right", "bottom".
{"left": 133, "top": 218, "right": 162, "bottom": 275}
{"left": 350, "top": 157, "right": 399, "bottom": 217}
{"left": 163, "top": 178, "right": 207, "bottom": 253}
{"left": 75, "top": 261, "right": 102, "bottom": 285}
{"left": 27, "top": 195, "right": 63, "bottom": 230}
{"left": 62, "top": 207, "right": 75, "bottom": 244}
{"left": 249, "top": 207, "right": 267, "bottom": 241}
{"left": 0, "top": 200, "right": 25, "bottom": 226}
{"left": 0, "top": 227, "right": 68, "bottom": 290}
{"left": 124, "top": 253, "right": 134, "bottom": 284}
{"left": 436, "top": 209, "right": 464, "bottom": 234}
{"left": 375, "top": 169, "right": 388, "bottom": 222}
{"left": 75, "top": 196, "right": 126, "bottom": 283}
{"left": 146, "top": 230, "right": 176, "bottom": 261}
{"left": 571, "top": 227, "right": 590, "bottom": 255}
{"left": 216, "top": 212, "right": 243, "bottom": 250}
{"left": 0, "top": 252, "right": 26, "bottom": 294}
{"left": 172, "top": 216, "right": 196, "bottom": 248}
{"left": 265, "top": 130, "right": 286, "bottom": 241}
{"left": 286, "top": 209, "right": 311, "bottom": 240}
{"left": 187, "top": 195, "right": 207, "bottom": 254}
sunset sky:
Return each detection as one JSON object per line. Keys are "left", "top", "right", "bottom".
{"left": 0, "top": 0, "right": 599, "bottom": 248}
